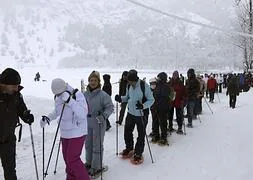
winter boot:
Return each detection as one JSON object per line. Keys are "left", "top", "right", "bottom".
{"left": 186, "top": 123, "right": 193, "bottom": 128}
{"left": 151, "top": 136, "right": 160, "bottom": 143}
{"left": 176, "top": 128, "right": 184, "bottom": 135}
{"left": 120, "top": 149, "right": 134, "bottom": 159}
{"left": 168, "top": 127, "right": 175, "bottom": 133}
{"left": 89, "top": 166, "right": 109, "bottom": 179}
{"left": 130, "top": 153, "right": 144, "bottom": 165}
{"left": 157, "top": 138, "right": 168, "bottom": 146}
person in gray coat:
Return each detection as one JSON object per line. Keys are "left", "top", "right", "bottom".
{"left": 83, "top": 71, "right": 114, "bottom": 177}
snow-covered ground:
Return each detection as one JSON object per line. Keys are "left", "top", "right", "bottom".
{"left": 1, "top": 67, "right": 253, "bottom": 180}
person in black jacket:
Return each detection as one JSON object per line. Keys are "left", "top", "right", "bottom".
{"left": 102, "top": 74, "right": 112, "bottom": 131}
{"left": 185, "top": 68, "right": 200, "bottom": 128}
{"left": 226, "top": 74, "right": 240, "bottom": 108}
{"left": 0, "top": 68, "right": 34, "bottom": 180}
{"left": 116, "top": 71, "right": 128, "bottom": 125}
{"left": 151, "top": 72, "right": 172, "bottom": 145}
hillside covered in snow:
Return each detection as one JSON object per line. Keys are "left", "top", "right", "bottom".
{"left": 0, "top": 0, "right": 241, "bottom": 70}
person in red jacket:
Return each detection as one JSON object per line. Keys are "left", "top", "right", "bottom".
{"left": 168, "top": 71, "right": 186, "bottom": 134}
{"left": 207, "top": 75, "right": 217, "bottom": 103}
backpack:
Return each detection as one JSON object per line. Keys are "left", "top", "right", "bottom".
{"left": 128, "top": 80, "right": 149, "bottom": 116}
{"left": 54, "top": 88, "right": 79, "bottom": 101}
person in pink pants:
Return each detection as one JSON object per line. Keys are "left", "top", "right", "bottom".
{"left": 41, "top": 78, "right": 90, "bottom": 180}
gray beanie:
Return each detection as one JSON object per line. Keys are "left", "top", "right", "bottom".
{"left": 51, "top": 78, "right": 67, "bottom": 95}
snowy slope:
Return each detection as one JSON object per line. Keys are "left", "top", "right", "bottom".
{"left": 0, "top": 0, "right": 239, "bottom": 69}
{"left": 0, "top": 68, "right": 252, "bottom": 180}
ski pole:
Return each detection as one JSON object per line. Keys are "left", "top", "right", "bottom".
{"left": 29, "top": 125, "right": 39, "bottom": 180}
{"left": 96, "top": 116, "right": 103, "bottom": 180}
{"left": 181, "top": 108, "right": 186, "bottom": 135}
{"left": 139, "top": 108, "right": 154, "bottom": 163}
{"left": 197, "top": 114, "right": 202, "bottom": 123}
{"left": 42, "top": 127, "right": 45, "bottom": 180}
{"left": 183, "top": 118, "right": 186, "bottom": 135}
{"left": 44, "top": 103, "right": 66, "bottom": 177}
{"left": 203, "top": 97, "right": 213, "bottom": 114}
{"left": 116, "top": 102, "right": 119, "bottom": 156}
{"left": 53, "top": 139, "right": 61, "bottom": 174}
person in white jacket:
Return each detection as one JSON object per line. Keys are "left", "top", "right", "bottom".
{"left": 40, "top": 78, "right": 90, "bottom": 180}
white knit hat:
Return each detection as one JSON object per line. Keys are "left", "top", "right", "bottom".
{"left": 51, "top": 78, "right": 67, "bottom": 95}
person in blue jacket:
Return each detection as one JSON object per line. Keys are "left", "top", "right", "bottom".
{"left": 115, "top": 69, "right": 154, "bottom": 163}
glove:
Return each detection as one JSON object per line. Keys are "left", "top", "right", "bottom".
{"left": 226, "top": 91, "right": 228, "bottom": 96}
{"left": 115, "top": 95, "right": 122, "bottom": 103}
{"left": 40, "top": 116, "right": 50, "bottom": 128}
{"left": 136, "top": 101, "right": 144, "bottom": 110}
{"left": 23, "top": 110, "right": 34, "bottom": 125}
{"left": 59, "top": 92, "right": 71, "bottom": 103}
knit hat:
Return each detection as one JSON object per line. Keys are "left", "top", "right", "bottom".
{"left": 88, "top": 71, "right": 100, "bottom": 82}
{"left": 127, "top": 69, "right": 139, "bottom": 82}
{"left": 103, "top": 74, "right": 110, "bottom": 81}
{"left": 187, "top": 68, "right": 195, "bottom": 75}
{"left": 0, "top": 68, "right": 21, "bottom": 85}
{"left": 51, "top": 78, "right": 67, "bottom": 95}
{"left": 122, "top": 71, "right": 128, "bottom": 77}
{"left": 149, "top": 77, "right": 156, "bottom": 84}
{"left": 157, "top": 72, "right": 167, "bottom": 82}
{"left": 172, "top": 70, "right": 179, "bottom": 79}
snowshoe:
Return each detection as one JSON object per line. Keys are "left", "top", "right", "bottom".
{"left": 168, "top": 127, "right": 175, "bottom": 133}
{"left": 186, "top": 123, "right": 193, "bottom": 128}
{"left": 130, "top": 154, "right": 144, "bottom": 165}
{"left": 176, "top": 129, "right": 184, "bottom": 135}
{"left": 89, "top": 165, "right": 109, "bottom": 179}
{"left": 157, "top": 139, "right": 169, "bottom": 146}
{"left": 151, "top": 137, "right": 160, "bottom": 144}
{"left": 119, "top": 149, "right": 134, "bottom": 159}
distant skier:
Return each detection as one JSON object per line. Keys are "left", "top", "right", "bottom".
{"left": 34, "top": 72, "right": 40, "bottom": 81}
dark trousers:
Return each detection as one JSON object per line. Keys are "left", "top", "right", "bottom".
{"left": 119, "top": 102, "right": 127, "bottom": 124}
{"left": 124, "top": 113, "right": 148, "bottom": 156}
{"left": 0, "top": 136, "right": 17, "bottom": 180}
{"left": 168, "top": 107, "right": 183, "bottom": 129}
{"left": 153, "top": 110, "right": 168, "bottom": 139}
{"left": 187, "top": 99, "right": 196, "bottom": 124}
{"left": 229, "top": 95, "right": 237, "bottom": 108}
{"left": 209, "top": 89, "right": 215, "bottom": 102}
